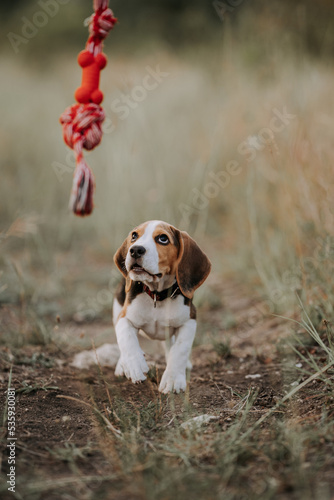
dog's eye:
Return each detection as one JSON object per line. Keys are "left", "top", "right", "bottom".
{"left": 156, "top": 234, "right": 169, "bottom": 245}
{"left": 131, "top": 232, "right": 138, "bottom": 242}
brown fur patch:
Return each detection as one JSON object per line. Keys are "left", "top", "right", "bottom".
{"left": 184, "top": 297, "right": 197, "bottom": 319}
{"left": 118, "top": 280, "right": 144, "bottom": 319}
{"left": 152, "top": 222, "right": 182, "bottom": 276}
{"left": 131, "top": 221, "right": 150, "bottom": 240}
{"left": 176, "top": 231, "right": 211, "bottom": 299}
{"left": 113, "top": 222, "right": 151, "bottom": 278}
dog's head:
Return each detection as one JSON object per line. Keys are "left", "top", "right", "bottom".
{"left": 114, "top": 220, "right": 211, "bottom": 299}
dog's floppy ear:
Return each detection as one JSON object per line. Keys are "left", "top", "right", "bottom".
{"left": 113, "top": 237, "right": 128, "bottom": 278}
{"left": 176, "top": 231, "right": 211, "bottom": 299}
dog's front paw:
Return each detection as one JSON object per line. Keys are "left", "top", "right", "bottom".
{"left": 159, "top": 369, "right": 187, "bottom": 394}
{"left": 115, "top": 354, "right": 148, "bottom": 384}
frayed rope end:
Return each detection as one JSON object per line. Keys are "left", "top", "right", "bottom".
{"left": 69, "top": 161, "right": 95, "bottom": 217}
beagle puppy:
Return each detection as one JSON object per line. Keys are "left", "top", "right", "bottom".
{"left": 113, "top": 220, "right": 211, "bottom": 393}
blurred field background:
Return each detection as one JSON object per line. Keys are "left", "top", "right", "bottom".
{"left": 1, "top": 1, "right": 334, "bottom": 499}
{"left": 1, "top": 0, "right": 334, "bottom": 340}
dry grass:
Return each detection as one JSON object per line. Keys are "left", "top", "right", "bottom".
{"left": 1, "top": 22, "right": 334, "bottom": 499}
{"left": 2, "top": 43, "right": 334, "bottom": 316}
{"left": 1, "top": 53, "right": 333, "bottom": 228}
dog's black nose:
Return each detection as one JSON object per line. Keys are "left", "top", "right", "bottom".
{"left": 130, "top": 245, "right": 146, "bottom": 259}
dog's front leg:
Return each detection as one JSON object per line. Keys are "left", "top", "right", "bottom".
{"left": 159, "top": 319, "right": 197, "bottom": 394}
{"left": 163, "top": 338, "right": 192, "bottom": 370}
{"left": 115, "top": 317, "right": 149, "bottom": 383}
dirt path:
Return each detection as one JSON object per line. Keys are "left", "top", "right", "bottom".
{"left": 1, "top": 280, "right": 332, "bottom": 499}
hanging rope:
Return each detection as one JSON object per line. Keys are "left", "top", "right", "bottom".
{"left": 60, "top": 0, "right": 117, "bottom": 216}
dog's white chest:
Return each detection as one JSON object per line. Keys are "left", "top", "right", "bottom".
{"left": 126, "top": 293, "right": 190, "bottom": 340}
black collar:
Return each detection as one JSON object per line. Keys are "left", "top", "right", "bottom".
{"left": 142, "top": 281, "right": 181, "bottom": 307}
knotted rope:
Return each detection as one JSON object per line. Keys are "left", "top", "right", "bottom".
{"left": 60, "top": 0, "right": 117, "bottom": 216}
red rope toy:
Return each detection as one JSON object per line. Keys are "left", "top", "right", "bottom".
{"left": 60, "top": 0, "right": 117, "bottom": 216}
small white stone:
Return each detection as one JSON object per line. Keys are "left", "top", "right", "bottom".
{"left": 71, "top": 343, "right": 120, "bottom": 369}
{"left": 245, "top": 374, "right": 262, "bottom": 379}
{"left": 180, "top": 414, "right": 218, "bottom": 430}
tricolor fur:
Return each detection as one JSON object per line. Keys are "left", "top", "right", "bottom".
{"left": 113, "top": 220, "right": 211, "bottom": 393}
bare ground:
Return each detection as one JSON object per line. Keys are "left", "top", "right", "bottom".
{"left": 1, "top": 278, "right": 333, "bottom": 500}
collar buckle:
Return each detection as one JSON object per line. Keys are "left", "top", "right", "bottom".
{"left": 143, "top": 282, "right": 181, "bottom": 307}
